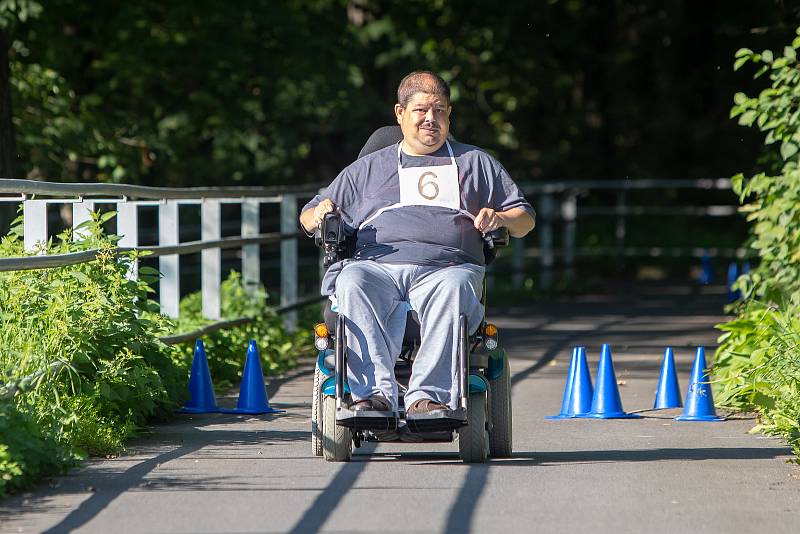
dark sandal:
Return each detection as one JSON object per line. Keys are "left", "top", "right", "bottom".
{"left": 352, "top": 395, "right": 392, "bottom": 412}
{"left": 406, "top": 398, "right": 448, "bottom": 416}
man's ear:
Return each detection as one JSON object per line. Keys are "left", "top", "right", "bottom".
{"left": 394, "top": 103, "right": 404, "bottom": 124}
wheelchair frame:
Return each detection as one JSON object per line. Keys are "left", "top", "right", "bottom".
{"left": 310, "top": 213, "right": 513, "bottom": 463}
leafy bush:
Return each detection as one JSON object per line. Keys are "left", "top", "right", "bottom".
{"left": 0, "top": 399, "right": 71, "bottom": 497}
{"left": 162, "top": 270, "right": 314, "bottom": 391}
{"left": 715, "top": 28, "right": 800, "bottom": 456}
{"left": 0, "top": 210, "right": 311, "bottom": 495}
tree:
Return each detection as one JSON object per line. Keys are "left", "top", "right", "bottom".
{"left": 0, "top": 0, "right": 42, "bottom": 179}
{"left": 0, "top": 27, "right": 14, "bottom": 178}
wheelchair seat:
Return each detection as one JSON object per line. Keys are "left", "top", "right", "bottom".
{"left": 323, "top": 298, "right": 421, "bottom": 348}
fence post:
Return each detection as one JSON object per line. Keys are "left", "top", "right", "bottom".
{"left": 72, "top": 200, "right": 95, "bottom": 240}
{"left": 539, "top": 194, "right": 554, "bottom": 291}
{"left": 561, "top": 191, "right": 577, "bottom": 282}
{"left": 202, "top": 199, "right": 221, "bottom": 320}
{"left": 615, "top": 190, "right": 626, "bottom": 261}
{"left": 242, "top": 199, "right": 260, "bottom": 294}
{"left": 117, "top": 202, "right": 138, "bottom": 281}
{"left": 23, "top": 199, "right": 48, "bottom": 253}
{"left": 511, "top": 236, "right": 525, "bottom": 289}
{"left": 281, "top": 194, "right": 298, "bottom": 331}
{"left": 159, "top": 200, "right": 180, "bottom": 318}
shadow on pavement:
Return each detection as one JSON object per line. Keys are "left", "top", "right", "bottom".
{"left": 19, "top": 427, "right": 309, "bottom": 534}
{"left": 287, "top": 443, "right": 376, "bottom": 534}
{"left": 392, "top": 447, "right": 791, "bottom": 468}
{"left": 486, "top": 447, "right": 793, "bottom": 466}
{"left": 510, "top": 314, "right": 630, "bottom": 388}
{"left": 444, "top": 464, "right": 488, "bottom": 534}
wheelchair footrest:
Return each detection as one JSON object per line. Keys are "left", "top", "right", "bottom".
{"left": 405, "top": 408, "right": 468, "bottom": 433}
{"left": 335, "top": 407, "right": 399, "bottom": 431}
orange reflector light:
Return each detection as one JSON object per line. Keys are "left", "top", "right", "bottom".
{"left": 314, "top": 323, "right": 329, "bottom": 337}
{"left": 484, "top": 323, "right": 498, "bottom": 337}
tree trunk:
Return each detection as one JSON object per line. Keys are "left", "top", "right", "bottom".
{"left": 0, "top": 29, "right": 17, "bottom": 179}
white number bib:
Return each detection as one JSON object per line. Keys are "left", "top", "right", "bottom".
{"left": 398, "top": 141, "right": 460, "bottom": 210}
{"left": 359, "top": 140, "right": 472, "bottom": 230}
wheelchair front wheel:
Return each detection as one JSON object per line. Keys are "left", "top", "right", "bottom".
{"left": 322, "top": 396, "right": 353, "bottom": 462}
{"left": 311, "top": 368, "right": 324, "bottom": 457}
{"left": 489, "top": 351, "right": 513, "bottom": 458}
{"left": 458, "top": 392, "right": 489, "bottom": 463}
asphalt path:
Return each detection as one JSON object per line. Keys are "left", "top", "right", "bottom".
{"left": 2, "top": 283, "right": 799, "bottom": 533}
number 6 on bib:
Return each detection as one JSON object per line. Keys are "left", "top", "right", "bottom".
{"left": 398, "top": 141, "right": 461, "bottom": 210}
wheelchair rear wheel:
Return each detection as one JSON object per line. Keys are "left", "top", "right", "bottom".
{"left": 311, "top": 368, "right": 324, "bottom": 457}
{"left": 322, "top": 396, "right": 353, "bottom": 462}
{"left": 458, "top": 392, "right": 489, "bottom": 463}
{"left": 489, "top": 351, "right": 513, "bottom": 457}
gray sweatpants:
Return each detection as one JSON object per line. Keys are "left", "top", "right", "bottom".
{"left": 335, "top": 261, "right": 485, "bottom": 411}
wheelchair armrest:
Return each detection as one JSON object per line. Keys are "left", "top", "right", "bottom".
{"left": 315, "top": 213, "right": 355, "bottom": 267}
{"left": 483, "top": 227, "right": 509, "bottom": 250}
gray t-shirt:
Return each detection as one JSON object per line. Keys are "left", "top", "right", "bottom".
{"left": 303, "top": 140, "right": 534, "bottom": 268}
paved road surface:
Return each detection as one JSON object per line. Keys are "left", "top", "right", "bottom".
{"left": 2, "top": 284, "right": 799, "bottom": 533}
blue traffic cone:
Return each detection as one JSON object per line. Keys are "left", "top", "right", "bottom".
{"left": 546, "top": 347, "right": 578, "bottom": 419}
{"left": 653, "top": 347, "right": 682, "bottom": 409}
{"left": 579, "top": 344, "right": 641, "bottom": 419}
{"left": 225, "top": 340, "right": 284, "bottom": 415}
{"left": 727, "top": 262, "right": 740, "bottom": 302}
{"left": 698, "top": 251, "right": 713, "bottom": 285}
{"left": 675, "top": 347, "right": 724, "bottom": 422}
{"left": 567, "top": 346, "right": 594, "bottom": 417}
{"left": 179, "top": 339, "right": 221, "bottom": 413}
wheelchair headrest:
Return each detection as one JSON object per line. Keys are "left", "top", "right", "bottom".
{"left": 358, "top": 126, "right": 457, "bottom": 159}
{"left": 358, "top": 126, "right": 403, "bottom": 159}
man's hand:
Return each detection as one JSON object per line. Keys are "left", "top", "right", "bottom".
{"left": 474, "top": 208, "right": 503, "bottom": 233}
{"left": 474, "top": 206, "right": 535, "bottom": 238}
{"left": 313, "top": 199, "right": 336, "bottom": 227}
{"left": 300, "top": 198, "right": 336, "bottom": 234}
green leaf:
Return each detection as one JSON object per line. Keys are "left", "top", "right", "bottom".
{"left": 738, "top": 110, "right": 757, "bottom": 126}
{"left": 785, "top": 46, "right": 797, "bottom": 61}
{"left": 69, "top": 271, "right": 90, "bottom": 284}
{"left": 138, "top": 266, "right": 161, "bottom": 276}
{"left": 781, "top": 141, "right": 798, "bottom": 160}
{"left": 99, "top": 211, "right": 117, "bottom": 224}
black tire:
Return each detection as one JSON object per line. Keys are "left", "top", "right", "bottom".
{"left": 311, "top": 368, "right": 324, "bottom": 457}
{"left": 322, "top": 396, "right": 353, "bottom": 462}
{"left": 489, "top": 352, "right": 513, "bottom": 458}
{"left": 458, "top": 392, "right": 489, "bottom": 463}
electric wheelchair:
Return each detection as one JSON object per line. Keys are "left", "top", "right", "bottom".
{"left": 308, "top": 127, "right": 513, "bottom": 464}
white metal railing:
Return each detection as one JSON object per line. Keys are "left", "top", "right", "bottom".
{"left": 511, "top": 178, "right": 744, "bottom": 290}
{"left": 1, "top": 177, "right": 745, "bottom": 307}
{"left": 0, "top": 179, "right": 326, "bottom": 332}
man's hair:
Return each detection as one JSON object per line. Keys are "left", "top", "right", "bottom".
{"left": 396, "top": 71, "right": 450, "bottom": 107}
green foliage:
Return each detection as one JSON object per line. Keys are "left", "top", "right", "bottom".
{"left": 0, "top": 210, "right": 309, "bottom": 494}
{"left": 0, "top": 0, "right": 41, "bottom": 29}
{"left": 715, "top": 27, "right": 800, "bottom": 456}
{"left": 162, "top": 271, "right": 313, "bottom": 391}
{"left": 0, "top": 211, "right": 182, "bottom": 480}
{"left": 5, "top": 2, "right": 797, "bottom": 185}
{"left": 7, "top": 0, "right": 362, "bottom": 185}
{"left": 0, "top": 398, "right": 70, "bottom": 498}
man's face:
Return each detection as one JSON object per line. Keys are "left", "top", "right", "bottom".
{"left": 395, "top": 92, "right": 451, "bottom": 155}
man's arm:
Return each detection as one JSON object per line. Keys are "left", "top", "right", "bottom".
{"left": 299, "top": 198, "right": 336, "bottom": 234}
{"left": 474, "top": 206, "right": 535, "bottom": 238}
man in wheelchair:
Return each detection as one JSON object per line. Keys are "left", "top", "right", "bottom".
{"left": 300, "top": 71, "right": 535, "bottom": 462}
